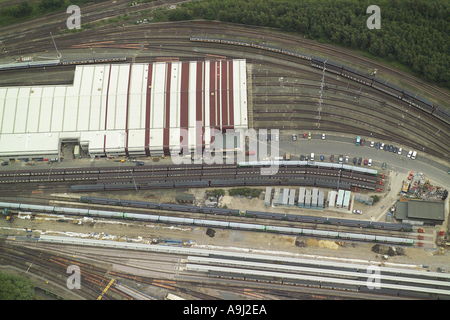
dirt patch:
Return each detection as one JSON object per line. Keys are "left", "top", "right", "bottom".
{"left": 306, "top": 238, "right": 339, "bottom": 250}
{"left": 307, "top": 238, "right": 320, "bottom": 247}
{"left": 319, "top": 240, "right": 339, "bottom": 250}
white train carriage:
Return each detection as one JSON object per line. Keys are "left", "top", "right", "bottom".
{"left": 345, "top": 233, "right": 376, "bottom": 241}
{"left": 159, "top": 216, "right": 195, "bottom": 225}
{"left": 193, "top": 219, "right": 230, "bottom": 228}
{"left": 87, "top": 209, "right": 122, "bottom": 218}
{"left": 228, "top": 222, "right": 265, "bottom": 231}
{"left": 125, "top": 213, "right": 159, "bottom": 222}
{"left": 376, "top": 236, "right": 414, "bottom": 245}
{"left": 0, "top": 202, "right": 21, "bottom": 209}
{"left": 19, "top": 204, "right": 54, "bottom": 213}
{"left": 53, "top": 206, "right": 89, "bottom": 215}
{"left": 265, "top": 225, "right": 301, "bottom": 235}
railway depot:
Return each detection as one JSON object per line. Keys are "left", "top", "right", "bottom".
{"left": 0, "top": 59, "right": 248, "bottom": 160}
{"left": 1, "top": 9, "right": 450, "bottom": 300}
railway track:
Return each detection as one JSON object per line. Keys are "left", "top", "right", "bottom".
{"left": 0, "top": 241, "right": 129, "bottom": 299}
{"left": 0, "top": 194, "right": 414, "bottom": 238}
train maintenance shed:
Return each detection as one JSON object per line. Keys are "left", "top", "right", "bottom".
{"left": 0, "top": 60, "right": 248, "bottom": 160}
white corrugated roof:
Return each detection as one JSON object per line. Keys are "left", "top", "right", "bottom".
{"left": 0, "top": 60, "right": 247, "bottom": 158}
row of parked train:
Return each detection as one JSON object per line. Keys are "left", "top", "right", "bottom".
{"left": 79, "top": 196, "right": 413, "bottom": 232}
{"left": 190, "top": 38, "right": 450, "bottom": 126}
{"left": 69, "top": 177, "right": 359, "bottom": 192}
{"left": 0, "top": 200, "right": 414, "bottom": 245}
{"left": 0, "top": 161, "right": 378, "bottom": 177}
{"left": 0, "top": 57, "right": 127, "bottom": 71}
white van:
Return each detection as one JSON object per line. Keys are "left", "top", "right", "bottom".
{"left": 310, "top": 153, "right": 315, "bottom": 161}
{"left": 411, "top": 151, "right": 417, "bottom": 160}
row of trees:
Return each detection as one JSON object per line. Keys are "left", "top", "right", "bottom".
{"left": 2, "top": 0, "right": 102, "bottom": 20}
{"left": 159, "top": 0, "right": 450, "bottom": 89}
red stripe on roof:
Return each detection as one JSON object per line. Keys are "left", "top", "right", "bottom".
{"left": 221, "top": 60, "right": 228, "bottom": 131}
{"left": 163, "top": 62, "right": 172, "bottom": 156}
{"left": 125, "top": 64, "right": 132, "bottom": 156}
{"left": 196, "top": 62, "right": 204, "bottom": 154}
{"left": 145, "top": 63, "right": 153, "bottom": 156}
{"left": 180, "top": 62, "right": 190, "bottom": 153}
{"left": 228, "top": 60, "right": 234, "bottom": 130}
{"left": 209, "top": 61, "right": 215, "bottom": 132}
{"left": 103, "top": 64, "right": 112, "bottom": 156}
{"left": 216, "top": 61, "right": 221, "bottom": 131}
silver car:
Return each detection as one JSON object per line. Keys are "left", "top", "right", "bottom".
{"left": 345, "top": 156, "right": 349, "bottom": 164}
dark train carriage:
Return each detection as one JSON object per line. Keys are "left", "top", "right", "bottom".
{"left": 166, "top": 175, "right": 201, "bottom": 182}
{"left": 341, "top": 66, "right": 373, "bottom": 85}
{"left": 433, "top": 108, "right": 450, "bottom": 125}
{"left": 173, "top": 180, "right": 209, "bottom": 188}
{"left": 139, "top": 182, "right": 174, "bottom": 189}
{"left": 372, "top": 78, "right": 403, "bottom": 99}
{"left": 133, "top": 164, "right": 168, "bottom": 172}
{"left": 209, "top": 179, "right": 245, "bottom": 187}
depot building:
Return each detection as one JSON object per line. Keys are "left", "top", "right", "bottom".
{"left": 0, "top": 59, "right": 248, "bottom": 160}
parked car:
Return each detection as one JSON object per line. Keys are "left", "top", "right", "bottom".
{"left": 361, "top": 138, "right": 365, "bottom": 146}
{"left": 330, "top": 155, "right": 334, "bottom": 162}
{"left": 382, "top": 162, "right": 386, "bottom": 170}
{"left": 380, "top": 143, "right": 385, "bottom": 150}
{"left": 292, "top": 134, "right": 297, "bottom": 141}
{"left": 345, "top": 156, "right": 349, "bottom": 164}
{"left": 398, "top": 147, "right": 402, "bottom": 155}
{"left": 300, "top": 154, "right": 305, "bottom": 161}
{"left": 358, "top": 157, "right": 362, "bottom": 165}
{"left": 376, "top": 142, "right": 380, "bottom": 149}
{"left": 308, "top": 132, "right": 311, "bottom": 140}
{"left": 389, "top": 145, "right": 393, "bottom": 152}
{"left": 305, "top": 155, "right": 309, "bottom": 161}
{"left": 338, "top": 155, "right": 343, "bottom": 164}
{"left": 370, "top": 141, "right": 374, "bottom": 147}
{"left": 368, "top": 159, "right": 372, "bottom": 167}
{"left": 411, "top": 151, "right": 417, "bottom": 160}
{"left": 303, "top": 133, "right": 306, "bottom": 138}
{"left": 136, "top": 162, "right": 145, "bottom": 166}
{"left": 364, "top": 159, "right": 368, "bottom": 165}
{"left": 322, "top": 133, "right": 325, "bottom": 140}
{"left": 384, "top": 144, "right": 389, "bottom": 151}
{"left": 320, "top": 155, "right": 324, "bottom": 161}
{"left": 393, "top": 147, "right": 398, "bottom": 153}
{"left": 407, "top": 150, "right": 412, "bottom": 158}
{"left": 353, "top": 210, "right": 362, "bottom": 215}
{"left": 353, "top": 157, "right": 357, "bottom": 164}
{"left": 1, "top": 161, "right": 8, "bottom": 166}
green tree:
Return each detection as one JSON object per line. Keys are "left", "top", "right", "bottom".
{"left": 0, "top": 271, "right": 35, "bottom": 300}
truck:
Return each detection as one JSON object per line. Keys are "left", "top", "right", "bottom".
{"left": 246, "top": 151, "right": 255, "bottom": 156}
{"left": 74, "top": 145, "right": 80, "bottom": 158}
{"left": 356, "top": 136, "right": 361, "bottom": 146}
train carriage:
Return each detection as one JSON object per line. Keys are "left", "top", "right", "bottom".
{"left": 265, "top": 225, "right": 301, "bottom": 235}
{"left": 88, "top": 209, "right": 123, "bottom": 218}
{"left": 193, "top": 219, "right": 229, "bottom": 228}
{"left": 159, "top": 216, "right": 195, "bottom": 225}
{"left": 125, "top": 213, "right": 159, "bottom": 221}
{"left": 53, "top": 206, "right": 89, "bottom": 215}
{"left": 228, "top": 222, "right": 265, "bottom": 231}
